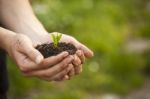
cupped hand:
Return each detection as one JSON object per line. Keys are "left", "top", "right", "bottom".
{"left": 19, "top": 32, "right": 94, "bottom": 80}
{"left": 51, "top": 32, "right": 94, "bottom": 58}
{"left": 50, "top": 32, "right": 94, "bottom": 78}
{"left": 5, "top": 34, "right": 75, "bottom": 81}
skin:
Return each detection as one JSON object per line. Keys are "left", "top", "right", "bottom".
{"left": 0, "top": 0, "right": 94, "bottom": 81}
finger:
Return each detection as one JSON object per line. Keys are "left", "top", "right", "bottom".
{"left": 59, "top": 34, "right": 94, "bottom": 58}
{"left": 76, "top": 50, "right": 85, "bottom": 64}
{"left": 72, "top": 40, "right": 94, "bottom": 58}
{"left": 74, "top": 64, "right": 83, "bottom": 75}
{"left": 40, "top": 51, "right": 69, "bottom": 68}
{"left": 52, "top": 64, "right": 73, "bottom": 81}
{"left": 38, "top": 65, "right": 72, "bottom": 81}
{"left": 72, "top": 55, "right": 81, "bottom": 66}
{"left": 19, "top": 56, "right": 42, "bottom": 73}
{"left": 72, "top": 55, "right": 82, "bottom": 75}
{"left": 68, "top": 64, "right": 75, "bottom": 77}
{"left": 14, "top": 51, "right": 42, "bottom": 73}
{"left": 17, "top": 36, "right": 44, "bottom": 64}
{"left": 78, "top": 43, "right": 94, "bottom": 58}
{"left": 17, "top": 51, "right": 69, "bottom": 72}
{"left": 25, "top": 55, "right": 74, "bottom": 77}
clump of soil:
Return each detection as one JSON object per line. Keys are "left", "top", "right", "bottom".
{"left": 36, "top": 42, "right": 77, "bottom": 58}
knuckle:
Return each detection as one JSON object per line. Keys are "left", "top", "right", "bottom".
{"left": 41, "top": 60, "right": 49, "bottom": 66}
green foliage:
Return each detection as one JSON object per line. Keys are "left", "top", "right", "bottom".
{"left": 51, "top": 32, "right": 62, "bottom": 46}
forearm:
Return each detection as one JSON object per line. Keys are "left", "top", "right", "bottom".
{"left": 0, "top": 27, "right": 16, "bottom": 51}
{"left": 0, "top": 0, "right": 48, "bottom": 38}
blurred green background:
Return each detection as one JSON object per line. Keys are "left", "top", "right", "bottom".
{"left": 8, "top": 0, "right": 150, "bottom": 99}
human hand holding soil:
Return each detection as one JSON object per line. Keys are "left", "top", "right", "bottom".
{"left": 50, "top": 32, "right": 94, "bottom": 75}
{"left": 5, "top": 33, "right": 75, "bottom": 81}
{"left": 30, "top": 32, "right": 94, "bottom": 79}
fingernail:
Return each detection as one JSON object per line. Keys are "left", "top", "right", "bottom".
{"left": 65, "top": 75, "right": 69, "bottom": 80}
{"left": 86, "top": 50, "right": 94, "bottom": 58}
{"left": 35, "top": 55, "right": 43, "bottom": 64}
{"left": 63, "top": 52, "right": 69, "bottom": 57}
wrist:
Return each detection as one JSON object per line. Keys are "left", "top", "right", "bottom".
{"left": 13, "top": 22, "right": 50, "bottom": 45}
{"left": 3, "top": 33, "right": 16, "bottom": 53}
{"left": 26, "top": 30, "right": 51, "bottom": 46}
{"left": 0, "top": 28, "right": 16, "bottom": 52}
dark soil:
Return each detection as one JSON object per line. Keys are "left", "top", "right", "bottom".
{"left": 35, "top": 42, "right": 77, "bottom": 58}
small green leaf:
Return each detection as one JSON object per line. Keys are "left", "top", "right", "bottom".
{"left": 57, "top": 33, "right": 62, "bottom": 42}
{"left": 50, "top": 32, "right": 62, "bottom": 46}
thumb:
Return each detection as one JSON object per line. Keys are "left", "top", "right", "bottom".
{"left": 25, "top": 48, "right": 44, "bottom": 64}
{"left": 21, "top": 46, "right": 44, "bottom": 64}
{"left": 17, "top": 35, "right": 44, "bottom": 64}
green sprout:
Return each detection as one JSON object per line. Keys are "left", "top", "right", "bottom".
{"left": 51, "top": 32, "right": 62, "bottom": 46}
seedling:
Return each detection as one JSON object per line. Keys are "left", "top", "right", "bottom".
{"left": 51, "top": 32, "right": 62, "bottom": 46}
{"left": 36, "top": 32, "right": 77, "bottom": 58}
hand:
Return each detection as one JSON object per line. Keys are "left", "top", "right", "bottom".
{"left": 11, "top": 32, "right": 94, "bottom": 80}
{"left": 50, "top": 32, "right": 94, "bottom": 78}
{"left": 5, "top": 34, "right": 75, "bottom": 81}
